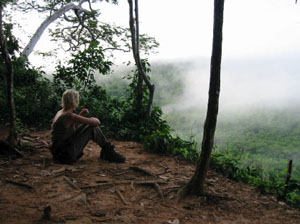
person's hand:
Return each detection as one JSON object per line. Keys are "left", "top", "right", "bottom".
{"left": 80, "top": 108, "right": 89, "bottom": 116}
{"left": 91, "top": 117, "right": 100, "bottom": 126}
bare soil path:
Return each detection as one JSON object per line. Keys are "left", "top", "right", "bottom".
{"left": 0, "top": 130, "right": 299, "bottom": 224}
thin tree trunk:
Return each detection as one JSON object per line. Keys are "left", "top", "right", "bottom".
{"left": 128, "top": 0, "right": 155, "bottom": 116}
{"left": 0, "top": 6, "right": 18, "bottom": 145}
{"left": 136, "top": 73, "right": 144, "bottom": 112}
{"left": 128, "top": 0, "right": 143, "bottom": 112}
{"left": 283, "top": 160, "right": 293, "bottom": 198}
{"left": 134, "top": 0, "right": 155, "bottom": 115}
{"left": 178, "top": 0, "right": 225, "bottom": 197}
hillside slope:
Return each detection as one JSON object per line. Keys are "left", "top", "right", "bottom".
{"left": 0, "top": 130, "right": 299, "bottom": 224}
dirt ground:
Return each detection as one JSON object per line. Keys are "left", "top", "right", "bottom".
{"left": 0, "top": 130, "right": 300, "bottom": 224}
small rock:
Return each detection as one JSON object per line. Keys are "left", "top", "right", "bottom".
{"left": 108, "top": 189, "right": 115, "bottom": 193}
{"left": 166, "top": 219, "right": 180, "bottom": 224}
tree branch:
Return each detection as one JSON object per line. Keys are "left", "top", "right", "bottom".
{"left": 75, "top": 9, "right": 96, "bottom": 42}
{"left": 21, "top": 0, "right": 90, "bottom": 57}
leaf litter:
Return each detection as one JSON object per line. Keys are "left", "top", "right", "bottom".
{"left": 0, "top": 130, "right": 299, "bottom": 224}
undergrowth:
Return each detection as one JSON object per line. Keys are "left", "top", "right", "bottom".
{"left": 210, "top": 148, "right": 300, "bottom": 208}
{"left": 1, "top": 40, "right": 299, "bottom": 208}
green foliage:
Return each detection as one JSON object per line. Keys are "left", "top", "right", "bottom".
{"left": 150, "top": 63, "right": 184, "bottom": 107}
{"left": 91, "top": 60, "right": 300, "bottom": 208}
{"left": 286, "top": 188, "right": 300, "bottom": 207}
{"left": 100, "top": 75, "right": 130, "bottom": 99}
{"left": 0, "top": 0, "right": 14, "bottom": 8}
{"left": 141, "top": 109, "right": 198, "bottom": 160}
{"left": 100, "top": 62, "right": 185, "bottom": 108}
{"left": 49, "top": 19, "right": 159, "bottom": 59}
{"left": 0, "top": 20, "right": 60, "bottom": 128}
{"left": 125, "top": 58, "right": 151, "bottom": 110}
{"left": 210, "top": 148, "right": 300, "bottom": 207}
{"left": 2, "top": 22, "right": 19, "bottom": 55}
{"left": 1, "top": 0, "right": 190, "bottom": 164}
{"left": 0, "top": 18, "right": 19, "bottom": 73}
{"left": 210, "top": 148, "right": 263, "bottom": 183}
{"left": 53, "top": 49, "right": 196, "bottom": 163}
{"left": 78, "top": 85, "right": 127, "bottom": 135}
{"left": 2, "top": 27, "right": 299, "bottom": 208}
{"left": 0, "top": 57, "right": 60, "bottom": 127}
{"left": 166, "top": 106, "right": 300, "bottom": 207}
{"left": 53, "top": 42, "right": 112, "bottom": 91}
{"left": 166, "top": 108, "right": 300, "bottom": 175}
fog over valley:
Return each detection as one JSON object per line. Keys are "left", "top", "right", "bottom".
{"left": 158, "top": 54, "right": 300, "bottom": 114}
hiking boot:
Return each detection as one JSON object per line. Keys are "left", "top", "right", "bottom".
{"left": 100, "top": 142, "right": 126, "bottom": 163}
{"left": 53, "top": 155, "right": 76, "bottom": 165}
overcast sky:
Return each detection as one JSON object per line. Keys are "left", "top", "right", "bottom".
{"left": 14, "top": 0, "right": 300, "bottom": 110}
{"left": 18, "top": 0, "right": 300, "bottom": 63}
{"left": 97, "top": 0, "right": 300, "bottom": 61}
{"left": 98, "top": 0, "right": 300, "bottom": 110}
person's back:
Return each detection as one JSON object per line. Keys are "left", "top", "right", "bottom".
{"left": 51, "top": 112, "right": 76, "bottom": 147}
{"left": 49, "top": 89, "right": 125, "bottom": 164}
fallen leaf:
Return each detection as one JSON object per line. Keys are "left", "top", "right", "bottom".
{"left": 40, "top": 170, "right": 51, "bottom": 176}
{"left": 167, "top": 219, "right": 180, "bottom": 224}
{"left": 159, "top": 175, "right": 169, "bottom": 180}
{"left": 51, "top": 167, "right": 66, "bottom": 174}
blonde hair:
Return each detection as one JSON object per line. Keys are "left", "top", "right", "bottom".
{"left": 61, "top": 89, "right": 79, "bottom": 110}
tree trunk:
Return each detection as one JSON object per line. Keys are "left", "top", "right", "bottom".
{"left": 128, "top": 0, "right": 143, "bottom": 112}
{"left": 0, "top": 6, "right": 18, "bottom": 145}
{"left": 136, "top": 72, "right": 144, "bottom": 112}
{"left": 128, "top": 0, "right": 155, "bottom": 116}
{"left": 178, "top": 0, "right": 225, "bottom": 197}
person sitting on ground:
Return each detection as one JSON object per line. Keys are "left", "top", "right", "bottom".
{"left": 50, "top": 89, "right": 125, "bottom": 164}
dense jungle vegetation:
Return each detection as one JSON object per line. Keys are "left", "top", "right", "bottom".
{"left": 98, "top": 62, "right": 300, "bottom": 207}
{"left": 1, "top": 55, "right": 300, "bottom": 207}
{"left": 0, "top": 0, "right": 299, "bottom": 207}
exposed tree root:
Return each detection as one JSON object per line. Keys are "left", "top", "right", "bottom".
{"left": 0, "top": 140, "right": 23, "bottom": 157}
{"left": 176, "top": 181, "right": 205, "bottom": 202}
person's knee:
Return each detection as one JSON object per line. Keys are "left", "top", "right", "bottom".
{"left": 78, "top": 124, "right": 93, "bottom": 130}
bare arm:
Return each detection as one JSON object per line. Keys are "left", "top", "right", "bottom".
{"left": 79, "top": 108, "right": 89, "bottom": 117}
{"left": 70, "top": 113, "right": 100, "bottom": 126}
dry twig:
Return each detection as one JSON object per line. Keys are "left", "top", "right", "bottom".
{"left": 129, "top": 166, "right": 156, "bottom": 177}
{"left": 154, "top": 183, "right": 164, "bottom": 200}
{"left": 63, "top": 176, "right": 81, "bottom": 191}
{"left": 81, "top": 180, "right": 167, "bottom": 189}
{"left": 115, "top": 188, "right": 128, "bottom": 205}
{"left": 5, "top": 179, "right": 33, "bottom": 190}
